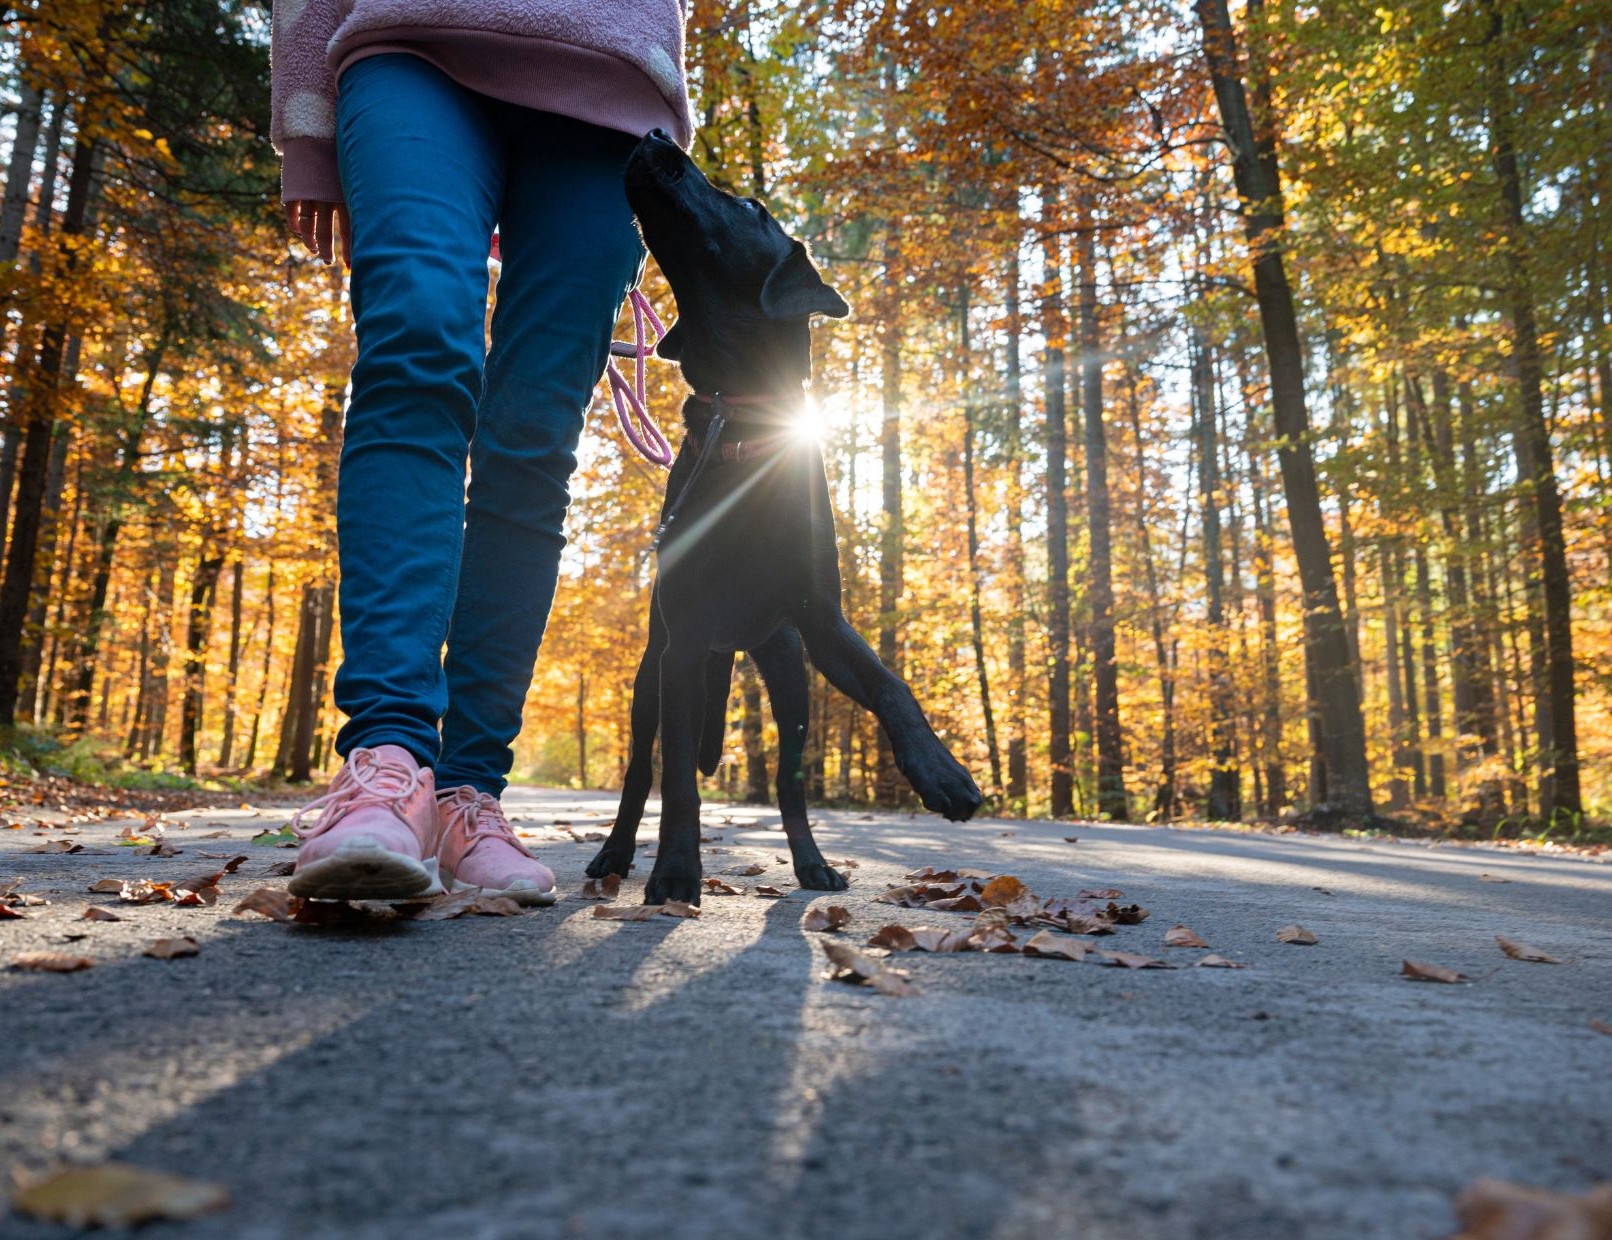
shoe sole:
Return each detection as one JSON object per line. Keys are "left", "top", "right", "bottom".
{"left": 445, "top": 875, "right": 559, "bottom": 907}
{"left": 288, "top": 840, "right": 442, "bottom": 902}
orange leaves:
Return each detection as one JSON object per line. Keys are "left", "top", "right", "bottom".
{"left": 12, "top": 1163, "right": 230, "bottom": 1228}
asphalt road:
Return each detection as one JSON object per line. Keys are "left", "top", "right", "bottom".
{"left": 3, "top": 787, "right": 1609, "bottom": 1238}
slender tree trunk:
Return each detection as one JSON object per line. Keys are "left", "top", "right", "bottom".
{"left": 1483, "top": 0, "right": 1580, "bottom": 819}
{"left": 576, "top": 672, "right": 588, "bottom": 789}
{"left": 1077, "top": 213, "right": 1126, "bottom": 820}
{"left": 1249, "top": 444, "right": 1286, "bottom": 815}
{"left": 1193, "top": 327, "right": 1240, "bottom": 820}
{"left": 740, "top": 655, "right": 768, "bottom": 802}
{"left": 1196, "top": 0, "right": 1372, "bottom": 817}
{"left": 1042, "top": 194, "right": 1073, "bottom": 818}
{"left": 0, "top": 134, "right": 97, "bottom": 726}
{"left": 179, "top": 551, "right": 223, "bottom": 774}
{"left": 875, "top": 242, "right": 904, "bottom": 806}
{"left": 958, "top": 284, "right": 1002, "bottom": 795}
{"left": 1004, "top": 244, "right": 1029, "bottom": 809}
{"left": 0, "top": 79, "right": 43, "bottom": 266}
{"left": 243, "top": 565, "right": 276, "bottom": 770}
{"left": 18, "top": 422, "right": 70, "bottom": 722}
{"left": 217, "top": 558, "right": 245, "bottom": 767}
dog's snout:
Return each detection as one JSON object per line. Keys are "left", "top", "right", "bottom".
{"left": 647, "top": 128, "right": 670, "bottom": 142}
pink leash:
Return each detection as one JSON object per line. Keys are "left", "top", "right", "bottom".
{"left": 606, "top": 289, "right": 674, "bottom": 468}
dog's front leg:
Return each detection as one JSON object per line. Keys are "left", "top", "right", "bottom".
{"left": 586, "top": 593, "right": 668, "bottom": 880}
{"left": 751, "top": 627, "right": 846, "bottom": 891}
{"left": 643, "top": 637, "right": 707, "bottom": 905}
{"left": 799, "top": 613, "right": 983, "bottom": 822}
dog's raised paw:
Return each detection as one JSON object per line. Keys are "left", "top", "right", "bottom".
{"left": 907, "top": 752, "right": 985, "bottom": 822}
{"left": 585, "top": 841, "right": 635, "bottom": 880}
{"left": 794, "top": 861, "right": 849, "bottom": 892}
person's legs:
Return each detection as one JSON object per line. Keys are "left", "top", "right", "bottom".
{"left": 435, "top": 111, "right": 643, "bottom": 795}
{"left": 330, "top": 54, "right": 506, "bottom": 770}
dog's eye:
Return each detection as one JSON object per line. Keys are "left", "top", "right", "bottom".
{"left": 745, "top": 198, "right": 764, "bottom": 212}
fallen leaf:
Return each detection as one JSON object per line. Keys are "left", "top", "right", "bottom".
{"left": 1453, "top": 1178, "right": 1612, "bottom": 1239}
{"left": 1196, "top": 954, "right": 1248, "bottom": 969}
{"left": 293, "top": 899, "right": 399, "bottom": 926}
{"left": 144, "top": 842, "right": 182, "bottom": 857}
{"left": 592, "top": 903, "right": 662, "bottom": 921}
{"left": 802, "top": 905, "right": 852, "bottom": 933}
{"left": 1096, "top": 950, "right": 1175, "bottom": 970}
{"left": 820, "top": 940, "right": 888, "bottom": 984}
{"left": 660, "top": 901, "right": 701, "bottom": 918}
{"left": 979, "top": 875, "right": 1029, "bottom": 906}
{"left": 10, "top": 951, "right": 95, "bottom": 972}
{"left": 29, "top": 840, "right": 83, "bottom": 854}
{"left": 86, "top": 878, "right": 124, "bottom": 893}
{"left": 702, "top": 878, "right": 743, "bottom": 896}
{"left": 0, "top": 903, "right": 22, "bottom": 919}
{"left": 1401, "top": 959, "right": 1468, "bottom": 983}
{"left": 265, "top": 861, "right": 296, "bottom": 877}
{"left": 11, "top": 1163, "right": 230, "bottom": 1227}
{"left": 1063, "top": 837, "right": 1079, "bottom": 843}
{"left": 927, "top": 894, "right": 987, "bottom": 913}
{"left": 1079, "top": 888, "right": 1123, "bottom": 900}
{"left": 410, "top": 890, "right": 488, "bottom": 921}
{"left": 1589, "top": 1020, "right": 1612, "bottom": 1037}
{"left": 754, "top": 885, "right": 789, "bottom": 898}
{"left": 722, "top": 863, "right": 766, "bottom": 877}
{"left": 1478, "top": 873, "right": 1510, "bottom": 884}
{"left": 1022, "top": 930, "right": 1091, "bottom": 962}
{"left": 144, "top": 936, "right": 200, "bottom": 960}
{"left": 1104, "top": 902, "right": 1150, "bottom": 925}
{"left": 466, "top": 895, "right": 523, "bottom": 916}
{"left": 580, "top": 875, "right": 622, "bottom": 900}
{"left": 868, "top": 971, "right": 923, "bottom": 997}
{"left": 1034, "top": 911, "right": 1114, "bottom": 936}
{"left": 1276, "top": 924, "right": 1318, "bottom": 945}
{"left": 1164, "top": 924, "right": 1209, "bottom": 949}
{"left": 81, "top": 907, "right": 122, "bottom": 922}
{"left": 118, "top": 880, "right": 174, "bottom": 905}
{"left": 867, "top": 925, "right": 918, "bottom": 951}
{"left": 250, "top": 827, "right": 298, "bottom": 847}
{"left": 231, "top": 888, "right": 294, "bottom": 923}
{"left": 1495, "top": 935, "right": 1562, "bottom": 964}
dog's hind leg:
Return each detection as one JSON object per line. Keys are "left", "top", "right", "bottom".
{"left": 797, "top": 613, "right": 983, "bottom": 822}
{"left": 586, "top": 590, "right": 666, "bottom": 880}
{"left": 751, "top": 627, "right": 846, "bottom": 891}
{"left": 697, "top": 651, "right": 735, "bottom": 776}
{"left": 643, "top": 635, "right": 708, "bottom": 905}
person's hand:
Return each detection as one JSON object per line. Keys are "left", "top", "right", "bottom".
{"left": 285, "top": 200, "right": 352, "bottom": 267}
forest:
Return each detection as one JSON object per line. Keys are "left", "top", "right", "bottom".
{"left": 0, "top": 0, "right": 1606, "bottom": 831}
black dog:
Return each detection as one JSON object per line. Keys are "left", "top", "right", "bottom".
{"left": 585, "top": 130, "right": 983, "bottom": 905}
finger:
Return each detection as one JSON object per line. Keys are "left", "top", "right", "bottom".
{"left": 284, "top": 202, "right": 300, "bottom": 238}
{"left": 314, "top": 203, "right": 333, "bottom": 264}
{"left": 336, "top": 204, "right": 353, "bottom": 270}
{"left": 297, "top": 203, "right": 317, "bottom": 254}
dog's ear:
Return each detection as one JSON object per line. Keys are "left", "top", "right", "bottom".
{"left": 760, "top": 241, "right": 850, "bottom": 320}
{"left": 655, "top": 319, "right": 687, "bottom": 360}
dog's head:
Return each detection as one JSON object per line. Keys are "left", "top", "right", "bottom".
{"left": 626, "top": 130, "right": 848, "bottom": 395}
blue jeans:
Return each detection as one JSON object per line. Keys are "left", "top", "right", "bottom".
{"left": 332, "top": 54, "right": 642, "bottom": 794}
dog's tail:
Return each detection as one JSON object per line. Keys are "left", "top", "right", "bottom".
{"left": 698, "top": 652, "right": 735, "bottom": 777}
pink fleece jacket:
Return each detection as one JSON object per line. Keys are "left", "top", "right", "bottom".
{"left": 270, "top": 0, "right": 692, "bottom": 203}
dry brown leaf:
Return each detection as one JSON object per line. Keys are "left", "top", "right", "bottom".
{"left": 702, "top": 878, "right": 743, "bottom": 896}
{"left": 1479, "top": 873, "right": 1510, "bottom": 884}
{"left": 1401, "top": 959, "right": 1468, "bottom": 984}
{"left": 1196, "top": 954, "right": 1248, "bottom": 969}
{"left": 81, "top": 907, "right": 121, "bottom": 922}
{"left": 409, "top": 889, "right": 486, "bottom": 921}
{"left": 1588, "top": 1019, "right": 1612, "bottom": 1037}
{"left": 1164, "top": 924, "right": 1210, "bottom": 949}
{"left": 1022, "top": 930, "right": 1091, "bottom": 962}
{"left": 86, "top": 878, "right": 124, "bottom": 893}
{"left": 1035, "top": 911, "right": 1114, "bottom": 936}
{"left": 293, "top": 899, "right": 399, "bottom": 926}
{"left": 579, "top": 875, "right": 622, "bottom": 900}
{"left": 10, "top": 951, "right": 95, "bottom": 972}
{"left": 0, "top": 903, "right": 21, "bottom": 919}
{"left": 231, "top": 888, "right": 294, "bottom": 923}
{"left": 1063, "top": 837, "right": 1080, "bottom": 843}
{"left": 144, "top": 936, "right": 200, "bottom": 960}
{"left": 11, "top": 1163, "right": 230, "bottom": 1227}
{"left": 905, "top": 866, "right": 964, "bottom": 882}
{"left": 1079, "top": 888, "right": 1123, "bottom": 900}
{"left": 868, "top": 971, "right": 923, "bottom": 997}
{"left": 867, "top": 925, "right": 918, "bottom": 951}
{"left": 29, "top": 840, "right": 83, "bottom": 854}
{"left": 1104, "top": 902, "right": 1150, "bottom": 925}
{"left": 978, "top": 875, "right": 1029, "bottom": 906}
{"left": 927, "top": 893, "right": 987, "bottom": 914}
{"left": 592, "top": 903, "right": 663, "bottom": 921}
{"left": 118, "top": 880, "right": 174, "bottom": 905}
{"left": 265, "top": 860, "right": 296, "bottom": 877}
{"left": 1495, "top": 935, "right": 1562, "bottom": 964}
{"left": 802, "top": 905, "right": 852, "bottom": 933}
{"left": 1276, "top": 924, "right": 1318, "bottom": 945}
{"left": 1096, "top": 950, "right": 1174, "bottom": 970}
{"left": 660, "top": 901, "right": 701, "bottom": 918}
{"left": 722, "top": 863, "right": 766, "bottom": 876}
{"left": 754, "top": 885, "right": 788, "bottom": 898}
{"left": 820, "top": 940, "right": 887, "bottom": 984}
{"left": 1453, "top": 1177, "right": 1612, "bottom": 1239}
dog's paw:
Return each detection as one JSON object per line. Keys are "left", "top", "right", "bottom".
{"left": 794, "top": 861, "right": 849, "bottom": 892}
{"left": 585, "top": 839, "right": 635, "bottom": 879}
{"left": 643, "top": 857, "right": 703, "bottom": 906}
{"left": 906, "top": 749, "right": 985, "bottom": 822}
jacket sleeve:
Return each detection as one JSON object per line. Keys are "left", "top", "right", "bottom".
{"left": 271, "top": 0, "right": 345, "bottom": 203}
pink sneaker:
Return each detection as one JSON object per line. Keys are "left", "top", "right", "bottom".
{"left": 436, "top": 787, "right": 558, "bottom": 906}
{"left": 287, "top": 745, "right": 443, "bottom": 901}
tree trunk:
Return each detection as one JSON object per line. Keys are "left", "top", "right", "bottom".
{"left": 243, "top": 565, "right": 277, "bottom": 770}
{"left": 1196, "top": 0, "right": 1372, "bottom": 817}
{"left": 875, "top": 244, "right": 904, "bottom": 806}
{"left": 1004, "top": 242, "right": 1029, "bottom": 809}
{"left": 0, "top": 79, "right": 43, "bottom": 266}
{"left": 1077, "top": 212, "right": 1126, "bottom": 820}
{"left": 1193, "top": 327, "right": 1240, "bottom": 820}
{"left": 740, "top": 655, "right": 768, "bottom": 803}
{"left": 1483, "top": 0, "right": 1580, "bottom": 820}
{"left": 1042, "top": 193, "right": 1074, "bottom": 818}
{"left": 179, "top": 551, "right": 223, "bottom": 774}
{"left": 0, "top": 133, "right": 98, "bottom": 726}
{"left": 217, "top": 558, "right": 245, "bottom": 767}
{"left": 958, "top": 283, "right": 1002, "bottom": 796}
{"left": 1249, "top": 443, "right": 1286, "bottom": 815}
